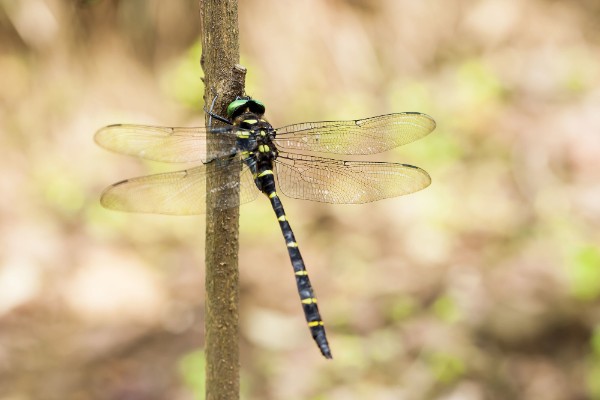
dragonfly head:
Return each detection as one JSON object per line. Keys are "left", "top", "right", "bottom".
{"left": 227, "top": 97, "right": 266, "bottom": 120}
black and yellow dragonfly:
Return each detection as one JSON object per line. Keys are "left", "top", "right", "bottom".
{"left": 95, "top": 97, "right": 436, "bottom": 359}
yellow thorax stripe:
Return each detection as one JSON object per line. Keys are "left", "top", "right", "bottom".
{"left": 257, "top": 170, "right": 273, "bottom": 177}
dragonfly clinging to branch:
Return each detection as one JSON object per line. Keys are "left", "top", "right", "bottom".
{"left": 95, "top": 97, "right": 436, "bottom": 358}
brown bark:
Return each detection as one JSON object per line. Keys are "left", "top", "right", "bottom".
{"left": 200, "top": 1, "right": 245, "bottom": 399}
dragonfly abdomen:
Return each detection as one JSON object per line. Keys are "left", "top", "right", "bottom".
{"left": 257, "top": 171, "right": 333, "bottom": 359}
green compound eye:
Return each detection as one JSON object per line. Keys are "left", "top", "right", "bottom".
{"left": 248, "top": 99, "right": 265, "bottom": 115}
{"left": 226, "top": 98, "right": 250, "bottom": 118}
{"left": 226, "top": 98, "right": 266, "bottom": 119}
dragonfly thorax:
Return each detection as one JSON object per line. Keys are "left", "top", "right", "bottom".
{"left": 236, "top": 112, "right": 278, "bottom": 162}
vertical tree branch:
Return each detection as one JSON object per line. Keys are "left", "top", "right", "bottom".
{"left": 200, "top": 1, "right": 245, "bottom": 399}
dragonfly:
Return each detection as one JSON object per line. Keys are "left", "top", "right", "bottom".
{"left": 95, "top": 97, "right": 436, "bottom": 359}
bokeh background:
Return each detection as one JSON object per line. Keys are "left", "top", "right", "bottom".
{"left": 1, "top": 0, "right": 600, "bottom": 399}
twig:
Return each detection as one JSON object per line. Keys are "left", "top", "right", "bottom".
{"left": 200, "top": 1, "right": 245, "bottom": 399}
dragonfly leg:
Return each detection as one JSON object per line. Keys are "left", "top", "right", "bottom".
{"left": 204, "top": 93, "right": 233, "bottom": 126}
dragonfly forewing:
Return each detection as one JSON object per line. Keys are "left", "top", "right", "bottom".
{"left": 95, "top": 124, "right": 241, "bottom": 163}
{"left": 274, "top": 113, "right": 436, "bottom": 155}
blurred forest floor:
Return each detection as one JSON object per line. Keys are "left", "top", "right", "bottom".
{"left": 1, "top": 0, "right": 600, "bottom": 399}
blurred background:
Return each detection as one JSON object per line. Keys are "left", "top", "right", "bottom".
{"left": 1, "top": 0, "right": 600, "bottom": 399}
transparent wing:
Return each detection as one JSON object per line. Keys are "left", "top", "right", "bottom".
{"left": 274, "top": 153, "right": 430, "bottom": 204}
{"left": 100, "top": 159, "right": 259, "bottom": 215}
{"left": 274, "top": 113, "right": 435, "bottom": 155}
{"left": 94, "top": 124, "right": 242, "bottom": 163}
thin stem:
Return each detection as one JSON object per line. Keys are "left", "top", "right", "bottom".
{"left": 200, "top": 1, "right": 245, "bottom": 399}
